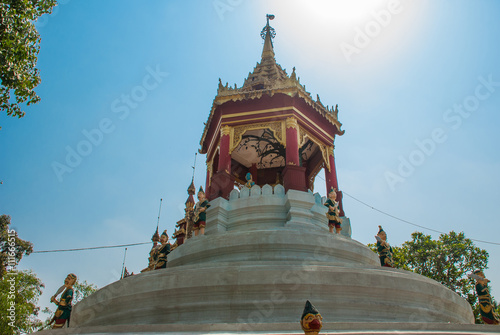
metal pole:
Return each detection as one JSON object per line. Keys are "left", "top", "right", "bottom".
{"left": 157, "top": 198, "right": 163, "bottom": 231}
{"left": 120, "top": 247, "right": 128, "bottom": 279}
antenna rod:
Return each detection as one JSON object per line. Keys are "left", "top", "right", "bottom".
{"left": 120, "top": 247, "right": 128, "bottom": 279}
{"left": 191, "top": 152, "right": 198, "bottom": 181}
{"left": 156, "top": 198, "right": 163, "bottom": 231}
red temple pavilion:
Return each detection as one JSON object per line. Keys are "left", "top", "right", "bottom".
{"left": 199, "top": 15, "right": 346, "bottom": 216}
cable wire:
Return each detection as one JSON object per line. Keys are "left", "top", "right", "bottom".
{"left": 32, "top": 242, "right": 151, "bottom": 254}
{"left": 341, "top": 191, "right": 500, "bottom": 246}
{"left": 31, "top": 187, "right": 499, "bottom": 253}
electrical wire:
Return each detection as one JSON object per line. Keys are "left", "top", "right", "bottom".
{"left": 31, "top": 188, "right": 499, "bottom": 253}
{"left": 341, "top": 191, "right": 500, "bottom": 246}
{"left": 32, "top": 242, "right": 151, "bottom": 254}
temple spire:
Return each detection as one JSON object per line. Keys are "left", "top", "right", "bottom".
{"left": 260, "top": 14, "right": 276, "bottom": 61}
{"left": 237, "top": 15, "right": 288, "bottom": 91}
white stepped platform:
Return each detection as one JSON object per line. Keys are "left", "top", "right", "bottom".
{"left": 37, "top": 186, "right": 483, "bottom": 334}
{"left": 36, "top": 322, "right": 500, "bottom": 335}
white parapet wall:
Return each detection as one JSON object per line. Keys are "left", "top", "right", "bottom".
{"left": 204, "top": 184, "right": 351, "bottom": 237}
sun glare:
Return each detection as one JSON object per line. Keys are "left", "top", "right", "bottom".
{"left": 303, "top": 0, "right": 394, "bottom": 24}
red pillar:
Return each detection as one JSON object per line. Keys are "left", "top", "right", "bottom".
{"left": 285, "top": 126, "right": 300, "bottom": 166}
{"left": 205, "top": 163, "right": 212, "bottom": 199}
{"left": 249, "top": 163, "right": 258, "bottom": 184}
{"left": 217, "top": 127, "right": 231, "bottom": 173}
{"left": 325, "top": 146, "right": 345, "bottom": 216}
{"left": 209, "top": 126, "right": 235, "bottom": 200}
{"left": 283, "top": 117, "right": 306, "bottom": 192}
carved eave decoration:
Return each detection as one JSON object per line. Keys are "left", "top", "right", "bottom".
{"left": 172, "top": 228, "right": 186, "bottom": 238}
{"left": 176, "top": 218, "right": 186, "bottom": 228}
{"left": 200, "top": 73, "right": 344, "bottom": 152}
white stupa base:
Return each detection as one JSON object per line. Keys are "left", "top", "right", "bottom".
{"left": 36, "top": 322, "right": 500, "bottom": 335}
{"left": 36, "top": 187, "right": 480, "bottom": 334}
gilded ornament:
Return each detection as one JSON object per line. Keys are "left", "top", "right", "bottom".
{"left": 298, "top": 128, "right": 331, "bottom": 172}
{"left": 221, "top": 125, "right": 231, "bottom": 136}
{"left": 231, "top": 121, "right": 284, "bottom": 153}
{"left": 285, "top": 117, "right": 298, "bottom": 129}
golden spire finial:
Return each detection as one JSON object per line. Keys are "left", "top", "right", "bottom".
{"left": 260, "top": 14, "right": 276, "bottom": 40}
{"left": 260, "top": 14, "right": 276, "bottom": 60}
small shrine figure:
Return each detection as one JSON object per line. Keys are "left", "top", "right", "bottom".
{"left": 154, "top": 230, "right": 171, "bottom": 269}
{"left": 141, "top": 229, "right": 171, "bottom": 271}
{"left": 244, "top": 172, "right": 255, "bottom": 188}
{"left": 375, "top": 225, "right": 394, "bottom": 268}
{"left": 300, "top": 300, "right": 323, "bottom": 335}
{"left": 324, "top": 187, "right": 342, "bottom": 234}
{"left": 141, "top": 228, "right": 160, "bottom": 272}
{"left": 154, "top": 229, "right": 170, "bottom": 270}
{"left": 193, "top": 186, "right": 210, "bottom": 236}
{"left": 50, "top": 273, "right": 77, "bottom": 328}
{"left": 471, "top": 270, "right": 500, "bottom": 325}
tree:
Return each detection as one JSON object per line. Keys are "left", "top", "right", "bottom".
{"left": 0, "top": 269, "right": 45, "bottom": 335}
{"left": 369, "top": 231, "right": 491, "bottom": 324}
{"left": 0, "top": 214, "right": 42, "bottom": 334}
{"left": 0, "top": 214, "right": 33, "bottom": 279}
{"left": 73, "top": 279, "right": 98, "bottom": 304}
{"left": 0, "top": 0, "right": 57, "bottom": 119}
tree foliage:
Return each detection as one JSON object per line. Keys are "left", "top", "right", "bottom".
{"left": 0, "top": 270, "right": 45, "bottom": 335}
{"left": 0, "top": 0, "right": 57, "bottom": 119}
{"left": 1, "top": 215, "right": 98, "bottom": 332}
{"left": 73, "top": 279, "right": 98, "bottom": 304}
{"left": 369, "top": 231, "right": 491, "bottom": 324}
{"left": 0, "top": 214, "right": 33, "bottom": 279}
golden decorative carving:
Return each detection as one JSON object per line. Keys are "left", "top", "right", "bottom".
{"left": 320, "top": 146, "right": 330, "bottom": 172}
{"left": 287, "top": 161, "right": 297, "bottom": 166}
{"left": 213, "top": 87, "right": 343, "bottom": 129}
{"left": 206, "top": 157, "right": 214, "bottom": 186}
{"left": 200, "top": 72, "right": 345, "bottom": 154}
{"left": 285, "top": 117, "right": 298, "bottom": 129}
{"left": 230, "top": 121, "right": 284, "bottom": 153}
{"left": 202, "top": 105, "right": 342, "bottom": 162}
{"left": 221, "top": 125, "right": 231, "bottom": 136}
{"left": 308, "top": 161, "right": 325, "bottom": 192}
{"left": 328, "top": 146, "right": 334, "bottom": 157}
{"left": 223, "top": 107, "right": 335, "bottom": 140}
{"left": 299, "top": 128, "right": 331, "bottom": 172}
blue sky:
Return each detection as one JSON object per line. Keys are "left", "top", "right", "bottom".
{"left": 1, "top": 0, "right": 499, "bottom": 316}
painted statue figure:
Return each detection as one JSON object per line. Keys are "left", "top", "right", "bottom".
{"left": 50, "top": 273, "right": 77, "bottom": 328}
{"left": 472, "top": 270, "right": 500, "bottom": 325}
{"left": 141, "top": 229, "right": 171, "bottom": 271}
{"left": 244, "top": 172, "right": 255, "bottom": 188}
{"left": 154, "top": 230, "right": 171, "bottom": 269}
{"left": 324, "top": 187, "right": 342, "bottom": 234}
{"left": 300, "top": 300, "right": 323, "bottom": 335}
{"left": 375, "top": 225, "right": 394, "bottom": 268}
{"left": 193, "top": 186, "right": 210, "bottom": 236}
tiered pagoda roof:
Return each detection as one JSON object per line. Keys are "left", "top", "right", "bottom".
{"left": 200, "top": 18, "right": 343, "bottom": 153}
